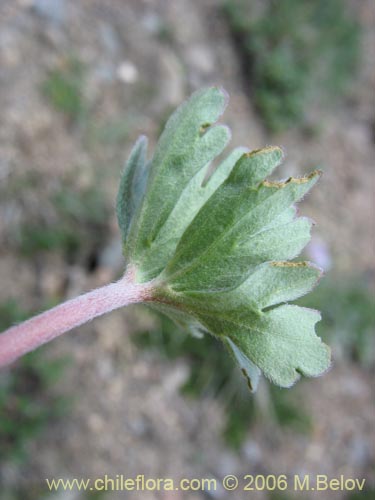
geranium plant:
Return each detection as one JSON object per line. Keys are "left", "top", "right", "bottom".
{"left": 0, "top": 87, "right": 330, "bottom": 390}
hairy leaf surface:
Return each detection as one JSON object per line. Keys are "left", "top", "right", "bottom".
{"left": 116, "top": 87, "right": 331, "bottom": 390}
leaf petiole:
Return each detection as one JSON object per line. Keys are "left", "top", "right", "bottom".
{"left": 0, "top": 268, "right": 153, "bottom": 368}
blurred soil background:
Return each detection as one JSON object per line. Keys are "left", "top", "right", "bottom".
{"left": 0, "top": 1, "right": 374, "bottom": 499}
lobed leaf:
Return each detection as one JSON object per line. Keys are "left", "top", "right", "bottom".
{"left": 117, "top": 87, "right": 331, "bottom": 390}
{"left": 137, "top": 147, "right": 247, "bottom": 281}
{"left": 163, "top": 157, "right": 320, "bottom": 291}
{"left": 155, "top": 262, "right": 329, "bottom": 387}
{"left": 122, "top": 87, "right": 231, "bottom": 281}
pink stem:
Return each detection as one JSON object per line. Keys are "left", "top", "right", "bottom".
{"left": 0, "top": 271, "right": 153, "bottom": 368}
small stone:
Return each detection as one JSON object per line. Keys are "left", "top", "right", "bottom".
{"left": 117, "top": 61, "right": 139, "bottom": 84}
{"left": 242, "top": 440, "right": 262, "bottom": 464}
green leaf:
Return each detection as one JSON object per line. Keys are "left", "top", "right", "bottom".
{"left": 116, "top": 135, "right": 149, "bottom": 244}
{"left": 238, "top": 305, "right": 329, "bottom": 387}
{"left": 155, "top": 261, "right": 329, "bottom": 387}
{"left": 123, "top": 87, "right": 231, "bottom": 281}
{"left": 137, "top": 147, "right": 247, "bottom": 281}
{"left": 117, "top": 86, "right": 331, "bottom": 390}
{"left": 163, "top": 159, "right": 320, "bottom": 291}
